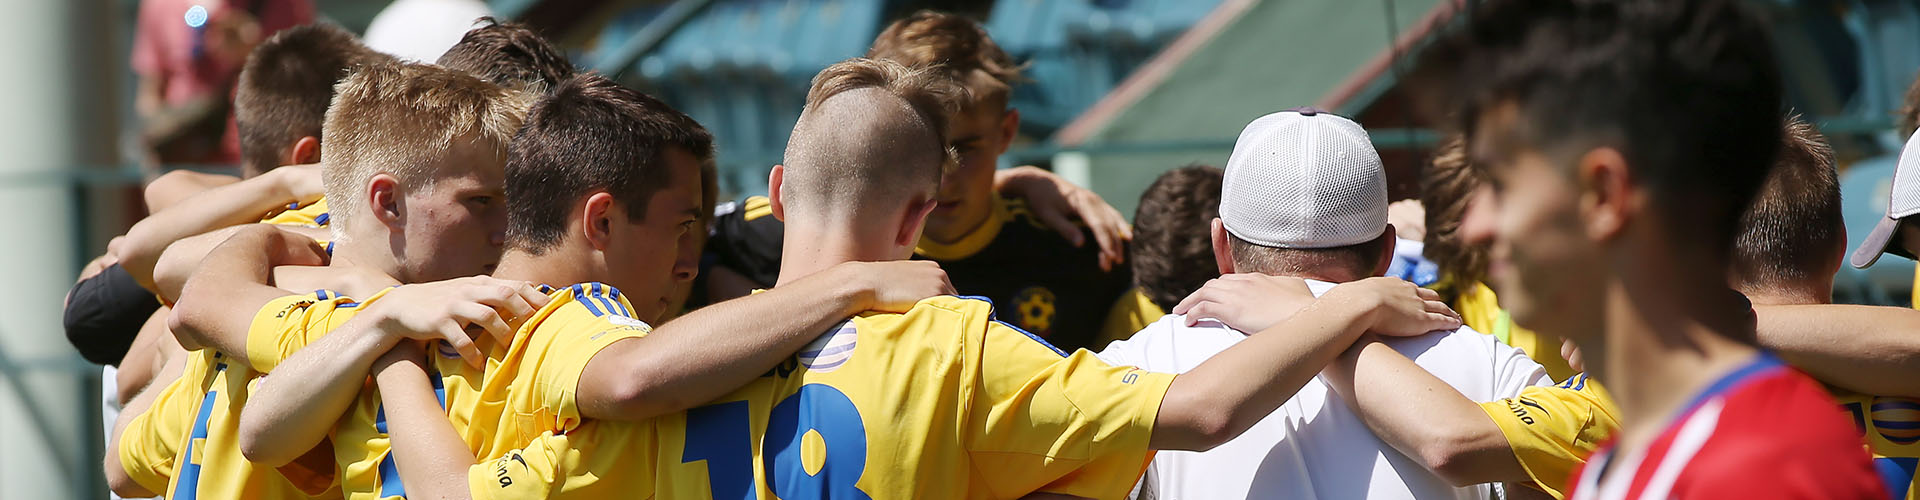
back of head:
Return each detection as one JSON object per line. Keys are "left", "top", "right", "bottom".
{"left": 1220, "top": 109, "right": 1391, "bottom": 281}
{"left": 780, "top": 58, "right": 963, "bottom": 219}
{"left": 236, "top": 23, "right": 394, "bottom": 177}
{"left": 505, "top": 73, "right": 714, "bottom": 254}
{"left": 436, "top": 18, "right": 575, "bottom": 90}
{"left": 1730, "top": 115, "right": 1842, "bottom": 296}
{"left": 1418, "top": 0, "right": 1783, "bottom": 257}
{"left": 1421, "top": 135, "right": 1488, "bottom": 295}
{"left": 867, "top": 10, "right": 1022, "bottom": 111}
{"left": 320, "top": 61, "right": 535, "bottom": 235}
{"left": 1132, "top": 164, "right": 1225, "bottom": 311}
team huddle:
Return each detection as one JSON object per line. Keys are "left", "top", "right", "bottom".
{"left": 67, "top": 0, "right": 1920, "bottom": 499}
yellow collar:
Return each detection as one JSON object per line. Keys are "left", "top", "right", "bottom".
{"left": 915, "top": 195, "right": 1008, "bottom": 261}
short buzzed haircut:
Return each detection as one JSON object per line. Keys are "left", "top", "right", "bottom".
{"left": 320, "top": 61, "right": 534, "bottom": 236}
{"left": 1131, "top": 165, "right": 1224, "bottom": 311}
{"left": 867, "top": 10, "right": 1021, "bottom": 111}
{"left": 235, "top": 23, "right": 393, "bottom": 177}
{"left": 504, "top": 73, "right": 714, "bottom": 254}
{"left": 1731, "top": 115, "right": 1842, "bottom": 291}
{"left": 435, "top": 18, "right": 575, "bottom": 90}
{"left": 780, "top": 58, "right": 964, "bottom": 213}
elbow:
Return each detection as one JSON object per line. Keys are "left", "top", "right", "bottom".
{"left": 1411, "top": 432, "right": 1507, "bottom": 487}
{"left": 165, "top": 304, "right": 205, "bottom": 352}
{"left": 1162, "top": 401, "right": 1241, "bottom": 452}
{"left": 103, "top": 459, "right": 154, "bottom": 499}
{"left": 237, "top": 413, "right": 296, "bottom": 466}
{"left": 1421, "top": 447, "right": 1486, "bottom": 487}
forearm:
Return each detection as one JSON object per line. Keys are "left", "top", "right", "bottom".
{"left": 239, "top": 322, "right": 395, "bottom": 465}
{"left": 167, "top": 228, "right": 309, "bottom": 354}
{"left": 1756, "top": 304, "right": 1920, "bottom": 397}
{"left": 121, "top": 170, "right": 302, "bottom": 289}
{"left": 1322, "top": 338, "right": 1523, "bottom": 485}
{"left": 143, "top": 169, "right": 240, "bottom": 213}
{"left": 580, "top": 267, "right": 870, "bottom": 419}
{"left": 376, "top": 356, "right": 475, "bottom": 500}
{"left": 1150, "top": 299, "right": 1373, "bottom": 451}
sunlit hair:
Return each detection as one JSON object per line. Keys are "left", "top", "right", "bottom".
{"left": 867, "top": 10, "right": 1023, "bottom": 111}
{"left": 320, "top": 61, "right": 535, "bottom": 238}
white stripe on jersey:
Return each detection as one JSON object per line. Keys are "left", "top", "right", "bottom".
{"left": 1572, "top": 398, "right": 1727, "bottom": 500}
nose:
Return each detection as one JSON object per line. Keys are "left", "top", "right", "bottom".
{"left": 1460, "top": 185, "right": 1496, "bottom": 246}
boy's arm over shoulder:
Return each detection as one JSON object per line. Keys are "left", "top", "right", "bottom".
{"left": 962, "top": 298, "right": 1174, "bottom": 500}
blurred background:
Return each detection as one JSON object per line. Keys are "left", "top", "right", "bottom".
{"left": 3, "top": 0, "right": 1919, "bottom": 497}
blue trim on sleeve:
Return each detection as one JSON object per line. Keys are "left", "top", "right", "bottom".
{"left": 952, "top": 295, "right": 1068, "bottom": 358}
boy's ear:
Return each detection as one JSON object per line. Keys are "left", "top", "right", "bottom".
{"left": 582, "top": 192, "right": 617, "bottom": 251}
{"left": 1576, "top": 147, "right": 1634, "bottom": 243}
{"left": 368, "top": 174, "right": 403, "bottom": 229}
{"left": 899, "top": 197, "right": 938, "bottom": 248}
{"left": 1211, "top": 218, "right": 1236, "bottom": 275}
{"left": 288, "top": 136, "right": 320, "bottom": 166}
{"left": 1371, "top": 225, "right": 1398, "bottom": 278}
{"left": 996, "top": 109, "right": 1021, "bottom": 156}
{"left": 768, "top": 165, "right": 788, "bottom": 222}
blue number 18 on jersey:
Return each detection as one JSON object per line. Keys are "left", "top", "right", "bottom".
{"left": 683, "top": 384, "right": 872, "bottom": 500}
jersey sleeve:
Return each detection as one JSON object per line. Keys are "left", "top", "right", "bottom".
{"left": 469, "top": 424, "right": 656, "bottom": 500}
{"left": 244, "top": 290, "right": 363, "bottom": 372}
{"left": 514, "top": 288, "right": 652, "bottom": 429}
{"left": 966, "top": 320, "right": 1176, "bottom": 499}
{"left": 1479, "top": 376, "right": 1620, "bottom": 499}
{"left": 117, "top": 402, "right": 185, "bottom": 494}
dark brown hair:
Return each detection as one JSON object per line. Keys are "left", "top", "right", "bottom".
{"left": 235, "top": 23, "right": 393, "bottom": 177}
{"left": 1730, "top": 115, "right": 1843, "bottom": 290}
{"left": 1417, "top": 0, "right": 1783, "bottom": 258}
{"left": 505, "top": 73, "right": 714, "bottom": 254}
{"left": 436, "top": 18, "right": 576, "bottom": 90}
{"left": 1130, "top": 165, "right": 1225, "bottom": 311}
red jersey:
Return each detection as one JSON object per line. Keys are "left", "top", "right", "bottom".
{"left": 1568, "top": 354, "right": 1884, "bottom": 500}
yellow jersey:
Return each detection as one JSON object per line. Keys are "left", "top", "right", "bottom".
{"left": 330, "top": 283, "right": 652, "bottom": 500}
{"left": 1095, "top": 287, "right": 1164, "bottom": 350}
{"left": 474, "top": 294, "right": 1174, "bottom": 499}
{"left": 1477, "top": 374, "right": 1620, "bottom": 499}
{"left": 119, "top": 288, "right": 380, "bottom": 500}
{"left": 1455, "top": 281, "right": 1577, "bottom": 382}
{"left": 1834, "top": 390, "right": 1920, "bottom": 499}
{"left": 263, "top": 198, "right": 331, "bottom": 227}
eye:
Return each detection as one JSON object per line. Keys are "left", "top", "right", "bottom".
{"left": 468, "top": 196, "right": 494, "bottom": 206}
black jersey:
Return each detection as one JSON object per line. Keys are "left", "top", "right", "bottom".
{"left": 703, "top": 195, "right": 1131, "bottom": 352}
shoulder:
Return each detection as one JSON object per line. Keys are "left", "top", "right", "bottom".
{"left": 548, "top": 283, "right": 642, "bottom": 322}
{"left": 1096, "top": 314, "right": 1241, "bottom": 372}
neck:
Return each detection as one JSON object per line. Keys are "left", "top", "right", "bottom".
{"left": 329, "top": 230, "right": 406, "bottom": 283}
{"left": 1737, "top": 284, "right": 1831, "bottom": 306}
{"left": 1593, "top": 253, "right": 1758, "bottom": 450}
{"left": 492, "top": 246, "right": 596, "bottom": 290}
{"left": 777, "top": 223, "right": 906, "bottom": 286}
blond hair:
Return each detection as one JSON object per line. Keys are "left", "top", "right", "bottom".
{"left": 782, "top": 58, "right": 964, "bottom": 214}
{"left": 320, "top": 61, "right": 535, "bottom": 237}
{"left": 867, "top": 10, "right": 1023, "bottom": 111}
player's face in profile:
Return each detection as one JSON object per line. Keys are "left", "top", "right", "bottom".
{"left": 926, "top": 104, "right": 1011, "bottom": 241}
{"left": 1463, "top": 104, "right": 1607, "bottom": 338}
{"left": 603, "top": 147, "right": 704, "bottom": 323}
{"left": 396, "top": 139, "right": 508, "bottom": 282}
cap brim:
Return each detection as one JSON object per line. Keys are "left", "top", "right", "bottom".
{"left": 1851, "top": 215, "right": 1902, "bottom": 268}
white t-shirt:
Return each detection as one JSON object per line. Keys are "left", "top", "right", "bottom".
{"left": 1097, "top": 280, "right": 1551, "bottom": 500}
{"left": 363, "top": 0, "right": 494, "bottom": 63}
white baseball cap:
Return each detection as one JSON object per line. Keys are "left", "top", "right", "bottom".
{"left": 1850, "top": 129, "right": 1920, "bottom": 268}
{"left": 1219, "top": 107, "right": 1388, "bottom": 249}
